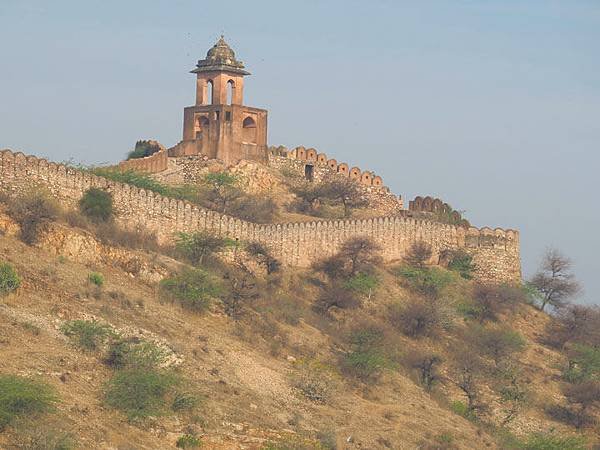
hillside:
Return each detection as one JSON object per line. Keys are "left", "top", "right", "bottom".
{"left": 0, "top": 187, "right": 596, "bottom": 450}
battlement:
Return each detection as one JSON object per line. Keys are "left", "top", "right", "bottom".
{"left": 0, "top": 149, "right": 521, "bottom": 284}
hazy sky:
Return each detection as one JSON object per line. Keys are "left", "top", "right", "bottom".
{"left": 1, "top": 1, "right": 599, "bottom": 303}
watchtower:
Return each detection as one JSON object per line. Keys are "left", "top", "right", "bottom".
{"left": 175, "top": 36, "right": 268, "bottom": 164}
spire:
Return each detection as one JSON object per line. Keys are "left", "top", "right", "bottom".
{"left": 191, "top": 35, "right": 250, "bottom": 75}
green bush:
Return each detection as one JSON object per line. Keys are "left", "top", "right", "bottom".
{"left": 0, "top": 374, "right": 58, "bottom": 430}
{"left": 176, "top": 434, "right": 202, "bottom": 448}
{"left": 175, "top": 231, "right": 235, "bottom": 266}
{"left": 343, "top": 273, "right": 379, "bottom": 296}
{"left": 8, "top": 189, "right": 59, "bottom": 244}
{"left": 159, "top": 268, "right": 221, "bottom": 312}
{"left": 88, "top": 271, "right": 104, "bottom": 287}
{"left": 395, "top": 266, "right": 456, "bottom": 299}
{"left": 519, "top": 432, "right": 586, "bottom": 450}
{"left": 104, "top": 368, "right": 178, "bottom": 420}
{"left": 61, "top": 320, "right": 112, "bottom": 351}
{"left": 104, "top": 338, "right": 166, "bottom": 370}
{"left": 447, "top": 251, "right": 475, "bottom": 279}
{"left": 127, "top": 140, "right": 162, "bottom": 160}
{"left": 342, "top": 326, "right": 388, "bottom": 382}
{"left": 79, "top": 188, "right": 113, "bottom": 223}
{"left": 0, "top": 262, "right": 20, "bottom": 295}
{"left": 172, "top": 391, "right": 200, "bottom": 412}
{"left": 450, "top": 400, "right": 476, "bottom": 421}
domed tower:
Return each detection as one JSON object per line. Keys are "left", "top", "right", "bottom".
{"left": 176, "top": 36, "right": 268, "bottom": 164}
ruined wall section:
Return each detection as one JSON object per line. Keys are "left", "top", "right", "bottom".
{"left": 0, "top": 149, "right": 521, "bottom": 284}
{"left": 117, "top": 150, "right": 168, "bottom": 173}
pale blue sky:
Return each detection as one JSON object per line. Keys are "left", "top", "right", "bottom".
{"left": 1, "top": 1, "right": 599, "bottom": 302}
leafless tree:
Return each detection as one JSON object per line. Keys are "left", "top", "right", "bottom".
{"left": 562, "top": 380, "right": 600, "bottom": 428}
{"left": 448, "top": 346, "right": 483, "bottom": 415}
{"left": 246, "top": 242, "right": 281, "bottom": 275}
{"left": 338, "top": 236, "right": 382, "bottom": 277}
{"left": 530, "top": 248, "right": 581, "bottom": 311}
{"left": 321, "top": 176, "right": 368, "bottom": 217}
{"left": 388, "top": 300, "right": 441, "bottom": 338}
{"left": 544, "top": 304, "right": 600, "bottom": 349}
{"left": 404, "top": 241, "right": 433, "bottom": 269}
{"left": 404, "top": 352, "right": 442, "bottom": 391}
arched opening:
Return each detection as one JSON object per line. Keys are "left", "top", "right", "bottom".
{"left": 304, "top": 164, "right": 314, "bottom": 182}
{"left": 195, "top": 116, "right": 209, "bottom": 139}
{"left": 227, "top": 80, "right": 235, "bottom": 105}
{"left": 242, "top": 116, "right": 257, "bottom": 143}
{"left": 206, "top": 80, "right": 213, "bottom": 105}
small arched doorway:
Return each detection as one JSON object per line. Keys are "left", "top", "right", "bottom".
{"left": 242, "top": 116, "right": 257, "bottom": 143}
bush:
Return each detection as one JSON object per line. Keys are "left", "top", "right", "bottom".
{"left": 292, "top": 362, "right": 335, "bottom": 403}
{"left": 171, "top": 392, "right": 200, "bottom": 412}
{"left": 88, "top": 271, "right": 104, "bottom": 287}
{"left": 246, "top": 241, "right": 281, "bottom": 274}
{"left": 343, "top": 273, "right": 378, "bottom": 297}
{"left": 388, "top": 300, "right": 441, "bottom": 338}
{"left": 159, "top": 268, "right": 221, "bottom": 313}
{"left": 176, "top": 434, "right": 202, "bottom": 449}
{"left": 519, "top": 432, "right": 586, "bottom": 450}
{"left": 0, "top": 375, "right": 58, "bottom": 430}
{"left": 175, "top": 231, "right": 235, "bottom": 266}
{"left": 563, "top": 344, "right": 600, "bottom": 383}
{"left": 11, "top": 427, "right": 75, "bottom": 450}
{"left": 472, "top": 326, "right": 525, "bottom": 368}
{"left": 313, "top": 284, "right": 360, "bottom": 315}
{"left": 61, "top": 320, "right": 113, "bottom": 351}
{"left": 104, "top": 338, "right": 166, "bottom": 370}
{"left": 104, "top": 368, "right": 178, "bottom": 420}
{"left": 450, "top": 400, "right": 476, "bottom": 421}
{"left": 0, "top": 262, "right": 20, "bottom": 295}
{"left": 446, "top": 250, "right": 475, "bottom": 279}
{"left": 78, "top": 188, "right": 113, "bottom": 223}
{"left": 8, "top": 189, "right": 59, "bottom": 244}
{"left": 342, "top": 325, "right": 388, "bottom": 382}
{"left": 404, "top": 352, "right": 442, "bottom": 391}
{"left": 470, "top": 283, "right": 524, "bottom": 323}
{"left": 395, "top": 266, "right": 455, "bottom": 299}
{"left": 404, "top": 241, "right": 432, "bottom": 269}
{"left": 230, "top": 196, "right": 278, "bottom": 223}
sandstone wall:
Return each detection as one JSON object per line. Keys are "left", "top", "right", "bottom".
{"left": 117, "top": 150, "right": 168, "bottom": 173}
{"left": 0, "top": 149, "right": 521, "bottom": 284}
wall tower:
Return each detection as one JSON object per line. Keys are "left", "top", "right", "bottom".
{"left": 172, "top": 36, "right": 268, "bottom": 164}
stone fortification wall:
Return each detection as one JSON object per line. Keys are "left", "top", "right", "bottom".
{"left": 0, "top": 149, "right": 521, "bottom": 284}
{"left": 118, "top": 150, "right": 168, "bottom": 173}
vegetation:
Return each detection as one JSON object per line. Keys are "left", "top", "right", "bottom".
{"left": 529, "top": 248, "right": 581, "bottom": 311}
{"left": 104, "top": 338, "right": 167, "bottom": 370}
{"left": 445, "top": 250, "right": 475, "bottom": 279}
{"left": 88, "top": 271, "right": 104, "bottom": 287}
{"left": 388, "top": 299, "right": 442, "bottom": 338}
{"left": 342, "top": 325, "right": 388, "bottom": 382}
{"left": 7, "top": 189, "right": 59, "bottom": 244}
{"left": 395, "top": 266, "right": 455, "bottom": 299}
{"left": 159, "top": 268, "right": 221, "bottom": 312}
{"left": 246, "top": 241, "right": 281, "bottom": 275}
{"left": 104, "top": 368, "right": 179, "bottom": 420}
{"left": 78, "top": 188, "right": 113, "bottom": 223}
{"left": 404, "top": 241, "right": 432, "bottom": 269}
{"left": 0, "top": 375, "right": 58, "bottom": 430}
{"left": 176, "top": 434, "right": 202, "bottom": 449}
{"left": 0, "top": 262, "right": 20, "bottom": 295}
{"left": 61, "top": 319, "right": 113, "bottom": 351}
{"left": 175, "top": 231, "right": 235, "bottom": 266}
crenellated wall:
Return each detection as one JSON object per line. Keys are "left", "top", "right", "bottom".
{"left": 0, "top": 149, "right": 521, "bottom": 284}
{"left": 118, "top": 150, "right": 168, "bottom": 173}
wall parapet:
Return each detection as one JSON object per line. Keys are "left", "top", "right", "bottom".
{"left": 118, "top": 150, "right": 168, "bottom": 173}
{"left": 0, "top": 149, "right": 521, "bottom": 284}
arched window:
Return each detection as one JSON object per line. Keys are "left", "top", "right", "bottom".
{"left": 227, "top": 80, "right": 235, "bottom": 105}
{"left": 195, "top": 116, "right": 209, "bottom": 139}
{"left": 242, "top": 116, "right": 257, "bottom": 143}
{"left": 242, "top": 116, "right": 256, "bottom": 128}
{"left": 206, "top": 80, "right": 213, "bottom": 105}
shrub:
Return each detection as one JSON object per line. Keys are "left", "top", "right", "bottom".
{"left": 313, "top": 283, "right": 360, "bottom": 315}
{"left": 563, "top": 344, "right": 600, "bottom": 383}
{"left": 446, "top": 250, "right": 475, "bottom": 279}
{"left": 175, "top": 231, "right": 235, "bottom": 266}
{"left": 343, "top": 273, "right": 378, "bottom": 297}
{"left": 338, "top": 237, "right": 382, "bottom": 277}
{"left": 230, "top": 196, "right": 278, "bottom": 223}
{"left": 78, "top": 188, "right": 113, "bottom": 223}
{"left": 221, "top": 271, "right": 258, "bottom": 318}
{"left": 292, "top": 362, "right": 335, "bottom": 403}
{"left": 472, "top": 326, "right": 525, "bottom": 368}
{"left": 88, "top": 271, "right": 104, "bottom": 287}
{"left": 560, "top": 380, "right": 600, "bottom": 428}
{"left": 159, "top": 268, "right": 221, "bottom": 313}
{"left": 450, "top": 400, "right": 476, "bottom": 421}
{"left": 404, "top": 241, "right": 432, "bottom": 269}
{"left": 388, "top": 300, "right": 441, "bottom": 338}
{"left": 11, "top": 427, "right": 76, "bottom": 450}
{"left": 395, "top": 266, "right": 455, "bottom": 299}
{"left": 470, "top": 283, "right": 524, "bottom": 323}
{"left": 61, "top": 320, "right": 112, "bottom": 351}
{"left": 104, "top": 368, "right": 178, "bottom": 420}
{"left": 172, "top": 392, "right": 200, "bottom": 412}
{"left": 342, "top": 325, "right": 387, "bottom": 382}
{"left": 8, "top": 189, "right": 59, "bottom": 244}
{"left": 246, "top": 241, "right": 281, "bottom": 274}
{"left": 544, "top": 304, "right": 600, "bottom": 349}
{"left": 104, "top": 338, "right": 166, "bottom": 370}
{"left": 520, "top": 432, "right": 586, "bottom": 450}
{"left": 404, "top": 353, "right": 442, "bottom": 391}
{"left": 0, "top": 262, "right": 20, "bottom": 295}
{"left": 0, "top": 375, "right": 58, "bottom": 430}
{"left": 176, "top": 434, "right": 202, "bottom": 449}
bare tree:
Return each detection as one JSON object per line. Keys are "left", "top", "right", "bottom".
{"left": 388, "top": 300, "right": 441, "bottom": 338}
{"left": 530, "top": 248, "right": 581, "bottom": 311}
{"left": 404, "top": 241, "right": 433, "bottom": 269}
{"left": 246, "top": 242, "right": 281, "bottom": 275}
{"left": 338, "top": 236, "right": 382, "bottom": 277}
{"left": 562, "top": 381, "right": 600, "bottom": 429}
{"left": 404, "top": 352, "right": 442, "bottom": 391}
{"left": 321, "top": 176, "right": 368, "bottom": 217}
{"left": 544, "top": 304, "right": 600, "bottom": 349}
{"left": 448, "top": 346, "right": 483, "bottom": 415}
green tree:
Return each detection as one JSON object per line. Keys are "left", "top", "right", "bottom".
{"left": 79, "top": 188, "right": 113, "bottom": 223}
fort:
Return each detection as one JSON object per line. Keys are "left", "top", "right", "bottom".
{"left": 0, "top": 37, "right": 521, "bottom": 284}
